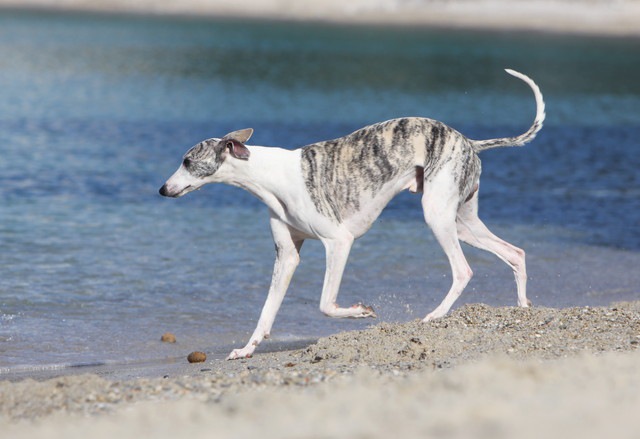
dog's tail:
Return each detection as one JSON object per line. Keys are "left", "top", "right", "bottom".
{"left": 471, "top": 69, "right": 546, "bottom": 152}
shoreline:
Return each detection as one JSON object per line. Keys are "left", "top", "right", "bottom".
{"left": 3, "top": 300, "right": 639, "bottom": 384}
{"left": 2, "top": 301, "right": 639, "bottom": 437}
{"left": 0, "top": 0, "right": 639, "bottom": 37}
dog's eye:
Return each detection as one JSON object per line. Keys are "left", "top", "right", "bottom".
{"left": 182, "top": 158, "right": 191, "bottom": 168}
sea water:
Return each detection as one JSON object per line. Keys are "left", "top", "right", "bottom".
{"left": 1, "top": 11, "right": 639, "bottom": 374}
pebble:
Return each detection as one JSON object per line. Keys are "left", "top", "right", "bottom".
{"left": 188, "top": 351, "right": 207, "bottom": 363}
{"left": 161, "top": 332, "right": 177, "bottom": 343}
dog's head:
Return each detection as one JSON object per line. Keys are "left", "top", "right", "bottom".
{"left": 159, "top": 128, "right": 253, "bottom": 198}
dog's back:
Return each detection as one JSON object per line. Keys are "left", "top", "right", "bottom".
{"left": 300, "top": 117, "right": 480, "bottom": 228}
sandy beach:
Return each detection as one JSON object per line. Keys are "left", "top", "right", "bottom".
{"left": 1, "top": 0, "right": 640, "bottom": 36}
{"left": 2, "top": 301, "right": 640, "bottom": 438}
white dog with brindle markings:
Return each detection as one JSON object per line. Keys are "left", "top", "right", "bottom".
{"left": 160, "top": 69, "right": 545, "bottom": 360}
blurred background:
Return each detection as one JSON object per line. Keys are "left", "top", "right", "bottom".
{"left": 0, "top": 1, "right": 639, "bottom": 373}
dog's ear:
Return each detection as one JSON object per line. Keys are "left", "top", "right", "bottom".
{"left": 224, "top": 139, "right": 251, "bottom": 160}
{"left": 221, "top": 128, "right": 252, "bottom": 160}
{"left": 223, "top": 128, "right": 253, "bottom": 144}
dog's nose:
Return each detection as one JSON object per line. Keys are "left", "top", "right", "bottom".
{"left": 159, "top": 184, "right": 169, "bottom": 197}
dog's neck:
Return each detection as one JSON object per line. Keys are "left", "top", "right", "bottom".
{"left": 216, "top": 145, "right": 298, "bottom": 217}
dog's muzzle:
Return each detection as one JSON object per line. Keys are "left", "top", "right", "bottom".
{"left": 159, "top": 183, "right": 194, "bottom": 198}
{"left": 158, "top": 184, "right": 171, "bottom": 197}
{"left": 159, "top": 184, "right": 182, "bottom": 198}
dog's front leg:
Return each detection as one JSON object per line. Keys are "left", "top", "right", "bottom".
{"left": 318, "top": 236, "right": 377, "bottom": 318}
{"left": 227, "top": 218, "right": 303, "bottom": 360}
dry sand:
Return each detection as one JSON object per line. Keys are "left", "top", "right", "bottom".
{"left": 2, "top": 301, "right": 640, "bottom": 438}
{"left": 1, "top": 0, "right": 640, "bottom": 36}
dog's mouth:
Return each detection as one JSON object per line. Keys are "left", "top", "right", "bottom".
{"left": 159, "top": 184, "right": 193, "bottom": 198}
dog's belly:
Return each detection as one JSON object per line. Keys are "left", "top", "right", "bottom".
{"left": 269, "top": 171, "right": 413, "bottom": 241}
{"left": 341, "top": 171, "right": 417, "bottom": 238}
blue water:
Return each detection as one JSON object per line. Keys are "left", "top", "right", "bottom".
{"left": 1, "top": 11, "right": 639, "bottom": 373}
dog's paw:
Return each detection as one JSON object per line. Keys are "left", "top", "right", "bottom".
{"left": 422, "top": 310, "right": 445, "bottom": 322}
{"left": 351, "top": 303, "right": 377, "bottom": 318}
{"left": 226, "top": 347, "right": 254, "bottom": 360}
{"left": 519, "top": 299, "right": 533, "bottom": 308}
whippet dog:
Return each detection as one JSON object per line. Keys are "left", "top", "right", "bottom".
{"left": 160, "top": 69, "right": 545, "bottom": 360}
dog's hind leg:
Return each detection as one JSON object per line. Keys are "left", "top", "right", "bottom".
{"left": 422, "top": 171, "right": 474, "bottom": 321}
{"left": 456, "top": 189, "right": 530, "bottom": 307}
{"left": 318, "top": 235, "right": 377, "bottom": 319}
{"left": 227, "top": 216, "right": 304, "bottom": 360}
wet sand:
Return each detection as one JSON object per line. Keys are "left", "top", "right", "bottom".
{"left": 2, "top": 301, "right": 639, "bottom": 438}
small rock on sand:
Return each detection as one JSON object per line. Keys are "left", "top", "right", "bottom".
{"left": 187, "top": 351, "right": 206, "bottom": 363}
{"left": 160, "top": 332, "right": 177, "bottom": 343}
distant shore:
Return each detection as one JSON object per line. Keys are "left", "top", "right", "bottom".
{"left": 2, "top": 301, "right": 640, "bottom": 438}
{"left": 1, "top": 0, "right": 639, "bottom": 37}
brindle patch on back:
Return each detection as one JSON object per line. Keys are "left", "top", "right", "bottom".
{"left": 300, "top": 118, "right": 422, "bottom": 222}
{"left": 301, "top": 118, "right": 482, "bottom": 222}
